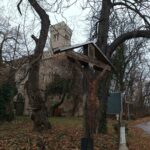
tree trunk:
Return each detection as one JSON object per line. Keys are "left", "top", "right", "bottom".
{"left": 71, "top": 95, "right": 79, "bottom": 116}
{"left": 0, "top": 48, "right": 2, "bottom": 64}
{"left": 25, "top": 0, "right": 51, "bottom": 131}
{"left": 96, "top": 0, "right": 112, "bottom": 133}
{"left": 0, "top": 39, "right": 5, "bottom": 64}
{"left": 97, "top": 76, "right": 110, "bottom": 133}
{"left": 97, "top": 0, "right": 111, "bottom": 53}
{"left": 97, "top": 92, "right": 108, "bottom": 133}
{"left": 27, "top": 60, "right": 51, "bottom": 131}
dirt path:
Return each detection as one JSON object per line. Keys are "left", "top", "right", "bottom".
{"left": 127, "top": 117, "right": 150, "bottom": 150}
{"left": 137, "top": 121, "right": 150, "bottom": 135}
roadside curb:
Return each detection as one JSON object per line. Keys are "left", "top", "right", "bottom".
{"left": 119, "top": 126, "right": 128, "bottom": 150}
{"left": 119, "top": 144, "right": 128, "bottom": 150}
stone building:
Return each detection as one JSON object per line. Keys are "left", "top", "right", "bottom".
{"left": 50, "top": 21, "right": 72, "bottom": 50}
{"left": 15, "top": 22, "right": 83, "bottom": 116}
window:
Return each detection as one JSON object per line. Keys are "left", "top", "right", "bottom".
{"left": 54, "top": 33, "right": 59, "bottom": 41}
{"left": 65, "top": 34, "right": 69, "bottom": 40}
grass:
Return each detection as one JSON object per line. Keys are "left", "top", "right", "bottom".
{"left": 0, "top": 116, "right": 118, "bottom": 150}
{"left": 50, "top": 117, "right": 82, "bottom": 128}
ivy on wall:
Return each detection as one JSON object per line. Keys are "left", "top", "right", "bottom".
{"left": 0, "top": 83, "right": 17, "bottom": 121}
{"left": 45, "top": 74, "right": 74, "bottom": 116}
{"left": 45, "top": 74, "right": 73, "bottom": 97}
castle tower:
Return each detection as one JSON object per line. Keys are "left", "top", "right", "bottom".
{"left": 50, "top": 21, "right": 72, "bottom": 50}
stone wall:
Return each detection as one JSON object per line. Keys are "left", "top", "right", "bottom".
{"left": 39, "top": 54, "right": 73, "bottom": 90}
{"left": 15, "top": 53, "right": 83, "bottom": 116}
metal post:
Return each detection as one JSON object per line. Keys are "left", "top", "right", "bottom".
{"left": 119, "top": 93, "right": 123, "bottom": 125}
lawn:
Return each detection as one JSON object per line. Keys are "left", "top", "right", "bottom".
{"left": 0, "top": 117, "right": 118, "bottom": 150}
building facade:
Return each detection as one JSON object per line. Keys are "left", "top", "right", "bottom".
{"left": 15, "top": 22, "right": 83, "bottom": 116}
{"left": 50, "top": 21, "right": 72, "bottom": 50}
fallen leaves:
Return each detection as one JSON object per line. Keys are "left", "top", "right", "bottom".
{"left": 127, "top": 116, "right": 150, "bottom": 150}
{"left": 0, "top": 117, "right": 118, "bottom": 150}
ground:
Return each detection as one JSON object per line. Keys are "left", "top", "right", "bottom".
{"left": 127, "top": 116, "right": 150, "bottom": 150}
{"left": 0, "top": 117, "right": 118, "bottom": 150}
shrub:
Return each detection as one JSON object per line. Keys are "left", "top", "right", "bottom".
{"left": 0, "top": 83, "right": 17, "bottom": 121}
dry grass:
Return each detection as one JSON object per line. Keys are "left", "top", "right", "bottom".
{"left": 127, "top": 116, "right": 150, "bottom": 150}
{"left": 0, "top": 117, "right": 118, "bottom": 150}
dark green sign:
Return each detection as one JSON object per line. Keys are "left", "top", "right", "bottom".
{"left": 107, "top": 92, "right": 122, "bottom": 114}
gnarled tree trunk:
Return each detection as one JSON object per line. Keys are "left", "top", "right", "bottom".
{"left": 25, "top": 0, "right": 51, "bottom": 131}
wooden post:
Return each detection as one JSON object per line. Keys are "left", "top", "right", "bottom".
{"left": 81, "top": 74, "right": 94, "bottom": 150}
{"left": 82, "top": 76, "right": 90, "bottom": 137}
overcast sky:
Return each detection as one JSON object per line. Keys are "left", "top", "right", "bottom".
{"left": 1, "top": 0, "right": 90, "bottom": 45}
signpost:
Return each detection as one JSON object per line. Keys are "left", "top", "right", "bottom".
{"left": 107, "top": 92, "right": 122, "bottom": 115}
{"left": 107, "top": 92, "right": 123, "bottom": 125}
{"left": 107, "top": 92, "right": 129, "bottom": 150}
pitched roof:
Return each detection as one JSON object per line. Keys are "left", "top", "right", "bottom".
{"left": 53, "top": 41, "right": 114, "bottom": 69}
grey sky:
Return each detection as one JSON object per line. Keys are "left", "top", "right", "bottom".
{"left": 1, "top": 0, "right": 90, "bottom": 45}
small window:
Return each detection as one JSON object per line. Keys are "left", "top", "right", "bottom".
{"left": 54, "top": 33, "right": 59, "bottom": 41}
{"left": 65, "top": 34, "right": 69, "bottom": 40}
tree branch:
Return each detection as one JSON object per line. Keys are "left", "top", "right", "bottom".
{"left": 31, "top": 34, "right": 38, "bottom": 44}
{"left": 113, "top": 2, "right": 150, "bottom": 27}
{"left": 108, "top": 30, "right": 150, "bottom": 57}
{"left": 17, "top": 0, "right": 23, "bottom": 15}
{"left": 5, "top": 36, "right": 19, "bottom": 43}
{"left": 28, "top": 0, "right": 50, "bottom": 54}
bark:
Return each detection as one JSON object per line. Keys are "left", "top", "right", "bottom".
{"left": 26, "top": 0, "right": 51, "bottom": 131}
{"left": 97, "top": 0, "right": 111, "bottom": 53}
{"left": 0, "top": 40, "right": 4, "bottom": 63}
{"left": 71, "top": 95, "right": 79, "bottom": 116}
{"left": 96, "top": 0, "right": 112, "bottom": 134}
{"left": 95, "top": 0, "right": 150, "bottom": 134}
{"left": 97, "top": 77, "right": 110, "bottom": 133}
{"left": 96, "top": 0, "right": 150, "bottom": 134}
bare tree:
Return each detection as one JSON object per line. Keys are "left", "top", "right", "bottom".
{"left": 0, "top": 18, "right": 21, "bottom": 64}
{"left": 86, "top": 0, "right": 150, "bottom": 132}
{"left": 17, "top": 0, "right": 51, "bottom": 131}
